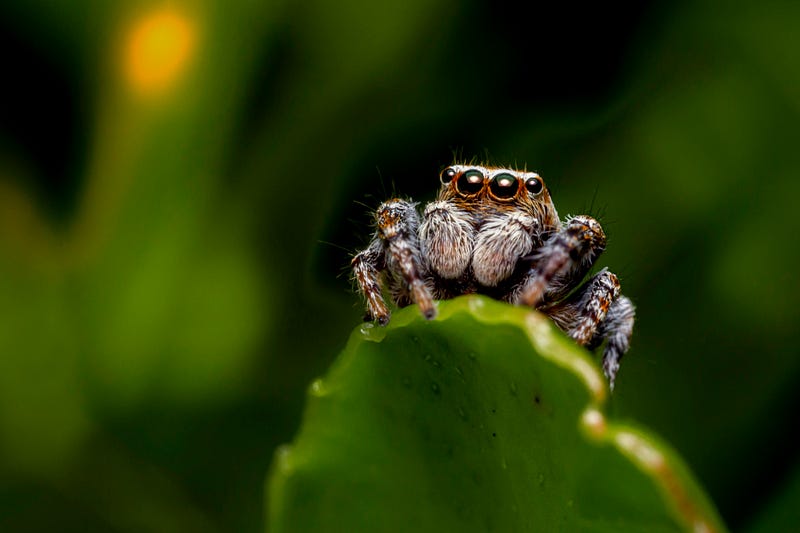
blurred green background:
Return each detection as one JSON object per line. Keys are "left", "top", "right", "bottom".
{"left": 0, "top": 0, "right": 798, "bottom": 531}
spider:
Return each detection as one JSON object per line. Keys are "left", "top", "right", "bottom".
{"left": 351, "top": 164, "right": 635, "bottom": 389}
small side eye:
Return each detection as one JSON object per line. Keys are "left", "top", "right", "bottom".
{"left": 456, "top": 169, "right": 485, "bottom": 195}
{"left": 440, "top": 167, "right": 457, "bottom": 184}
{"left": 489, "top": 173, "right": 519, "bottom": 199}
{"left": 525, "top": 176, "right": 543, "bottom": 195}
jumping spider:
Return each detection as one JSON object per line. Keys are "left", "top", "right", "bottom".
{"left": 352, "top": 164, "right": 635, "bottom": 389}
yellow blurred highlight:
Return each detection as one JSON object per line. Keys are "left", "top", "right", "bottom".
{"left": 124, "top": 8, "right": 196, "bottom": 96}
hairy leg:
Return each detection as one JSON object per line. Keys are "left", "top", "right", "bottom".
{"left": 597, "top": 295, "right": 635, "bottom": 390}
{"left": 377, "top": 199, "right": 436, "bottom": 319}
{"left": 516, "top": 215, "right": 606, "bottom": 307}
{"left": 543, "top": 269, "right": 634, "bottom": 390}
{"left": 542, "top": 268, "right": 620, "bottom": 343}
{"left": 351, "top": 238, "right": 390, "bottom": 325}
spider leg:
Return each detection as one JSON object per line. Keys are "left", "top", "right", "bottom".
{"left": 351, "top": 238, "right": 391, "bottom": 325}
{"left": 376, "top": 199, "right": 436, "bottom": 320}
{"left": 542, "top": 268, "right": 620, "bottom": 344}
{"left": 596, "top": 295, "right": 635, "bottom": 390}
{"left": 542, "top": 269, "right": 634, "bottom": 390}
{"left": 516, "top": 215, "right": 606, "bottom": 307}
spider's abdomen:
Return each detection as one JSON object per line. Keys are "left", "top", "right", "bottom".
{"left": 419, "top": 201, "right": 474, "bottom": 279}
{"left": 472, "top": 211, "right": 538, "bottom": 287}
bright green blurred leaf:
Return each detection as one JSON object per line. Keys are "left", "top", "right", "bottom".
{"left": 267, "top": 296, "right": 726, "bottom": 532}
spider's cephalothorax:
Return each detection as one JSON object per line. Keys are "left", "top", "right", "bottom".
{"left": 351, "top": 164, "right": 635, "bottom": 389}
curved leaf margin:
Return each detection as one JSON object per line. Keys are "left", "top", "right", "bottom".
{"left": 268, "top": 295, "right": 727, "bottom": 533}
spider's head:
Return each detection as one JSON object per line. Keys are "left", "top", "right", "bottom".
{"left": 438, "top": 165, "right": 546, "bottom": 201}
{"left": 438, "top": 165, "right": 559, "bottom": 228}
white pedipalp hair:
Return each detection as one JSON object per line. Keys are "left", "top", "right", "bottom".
{"left": 419, "top": 200, "right": 474, "bottom": 279}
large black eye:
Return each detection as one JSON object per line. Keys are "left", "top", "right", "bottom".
{"left": 489, "top": 173, "right": 518, "bottom": 199}
{"left": 525, "top": 176, "right": 543, "bottom": 195}
{"left": 456, "top": 169, "right": 485, "bottom": 195}
{"left": 440, "top": 167, "right": 456, "bottom": 184}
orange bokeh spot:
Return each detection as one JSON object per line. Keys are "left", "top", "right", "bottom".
{"left": 124, "top": 8, "right": 196, "bottom": 96}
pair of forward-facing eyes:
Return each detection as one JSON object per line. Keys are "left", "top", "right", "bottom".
{"left": 440, "top": 166, "right": 544, "bottom": 200}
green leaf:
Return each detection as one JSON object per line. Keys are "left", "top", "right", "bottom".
{"left": 267, "top": 296, "right": 727, "bottom": 532}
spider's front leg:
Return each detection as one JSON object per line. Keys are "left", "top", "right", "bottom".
{"left": 513, "top": 214, "right": 635, "bottom": 389}
{"left": 516, "top": 215, "right": 607, "bottom": 307}
{"left": 352, "top": 199, "right": 436, "bottom": 325}
{"left": 351, "top": 238, "right": 391, "bottom": 325}
{"left": 594, "top": 294, "right": 635, "bottom": 389}
{"left": 541, "top": 268, "right": 634, "bottom": 388}
{"left": 378, "top": 200, "right": 436, "bottom": 319}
